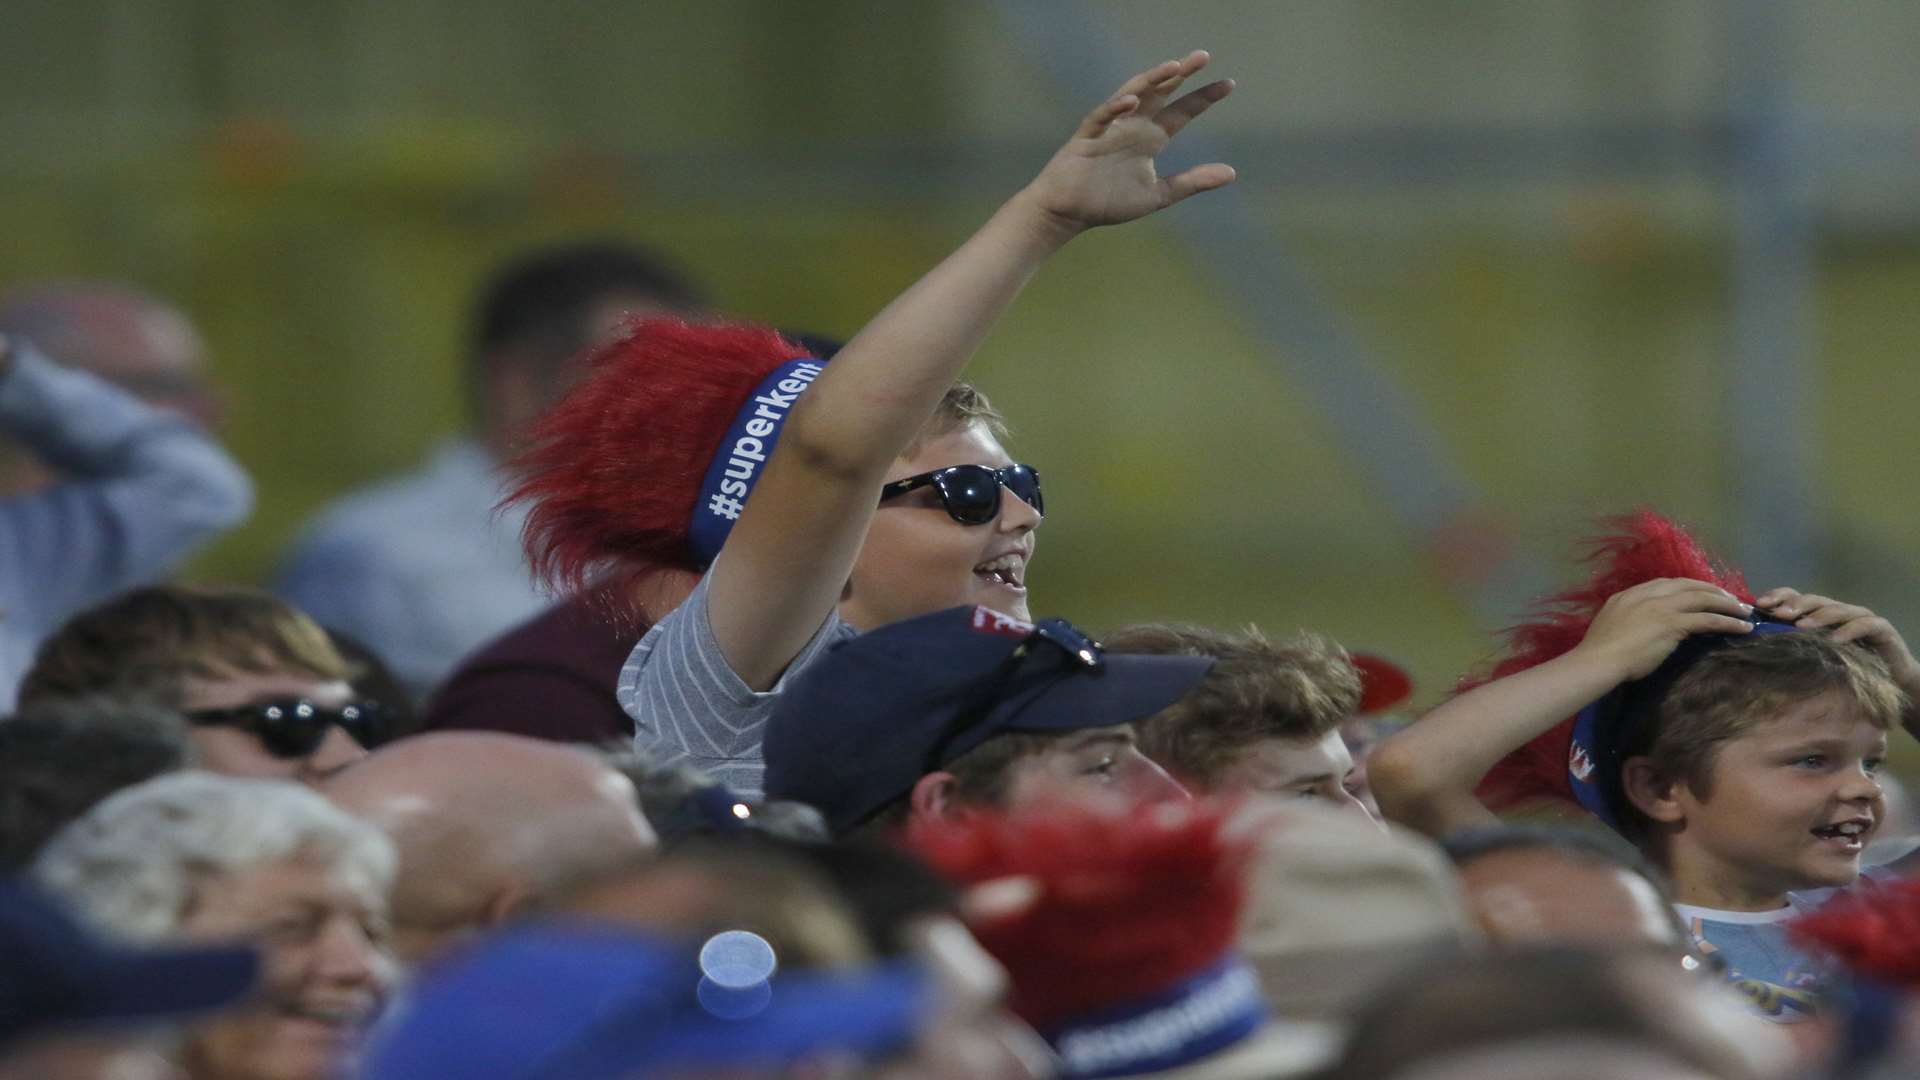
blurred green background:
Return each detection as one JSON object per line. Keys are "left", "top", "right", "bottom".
{"left": 6, "top": 0, "right": 1920, "bottom": 718}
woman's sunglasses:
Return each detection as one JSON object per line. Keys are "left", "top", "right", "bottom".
{"left": 878, "top": 464, "right": 1044, "bottom": 525}
{"left": 184, "top": 699, "right": 387, "bottom": 759}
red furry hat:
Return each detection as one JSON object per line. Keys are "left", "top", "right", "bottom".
{"left": 1471, "top": 510, "right": 1755, "bottom": 812}
{"left": 502, "top": 317, "right": 809, "bottom": 600}
{"left": 908, "top": 800, "right": 1253, "bottom": 1034}
{"left": 1790, "top": 878, "right": 1920, "bottom": 986}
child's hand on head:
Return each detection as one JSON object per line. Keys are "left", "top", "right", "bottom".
{"left": 1758, "top": 587, "right": 1920, "bottom": 696}
{"left": 1574, "top": 578, "right": 1753, "bottom": 681}
{"left": 1018, "top": 50, "right": 1236, "bottom": 238}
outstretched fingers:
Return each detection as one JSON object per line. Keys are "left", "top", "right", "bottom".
{"left": 1075, "top": 93, "right": 1141, "bottom": 140}
{"left": 1102, "top": 51, "right": 1211, "bottom": 119}
{"left": 1155, "top": 78, "right": 1234, "bottom": 138}
{"left": 1160, "top": 162, "right": 1238, "bottom": 205}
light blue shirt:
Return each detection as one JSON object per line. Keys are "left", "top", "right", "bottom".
{"left": 0, "top": 341, "right": 254, "bottom": 711}
{"left": 1677, "top": 869, "right": 1894, "bottom": 1024}
{"left": 275, "top": 439, "right": 547, "bottom": 697}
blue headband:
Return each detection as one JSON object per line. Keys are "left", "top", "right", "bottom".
{"left": 687, "top": 358, "right": 828, "bottom": 568}
{"left": 1569, "top": 616, "right": 1800, "bottom": 829}
{"left": 1041, "top": 957, "right": 1268, "bottom": 1079}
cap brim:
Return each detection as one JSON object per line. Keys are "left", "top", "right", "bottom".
{"left": 66, "top": 943, "right": 259, "bottom": 1027}
{"left": 597, "top": 964, "right": 928, "bottom": 1076}
{"left": 364, "top": 926, "right": 929, "bottom": 1080}
{"left": 976, "top": 653, "right": 1214, "bottom": 743}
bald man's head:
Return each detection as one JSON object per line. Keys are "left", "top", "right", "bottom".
{"left": 322, "top": 732, "right": 657, "bottom": 966}
{"left": 0, "top": 282, "right": 216, "bottom": 425}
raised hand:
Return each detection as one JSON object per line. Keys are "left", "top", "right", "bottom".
{"left": 1758, "top": 587, "right": 1920, "bottom": 695}
{"left": 1573, "top": 578, "right": 1754, "bottom": 681}
{"left": 1021, "top": 50, "right": 1236, "bottom": 235}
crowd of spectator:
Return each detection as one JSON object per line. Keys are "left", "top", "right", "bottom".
{"left": 6, "top": 49, "right": 1920, "bottom": 1080}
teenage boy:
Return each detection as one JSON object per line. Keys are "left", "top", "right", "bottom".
{"left": 1105, "top": 622, "right": 1374, "bottom": 820}
{"left": 505, "top": 53, "right": 1236, "bottom": 799}
{"left": 19, "top": 584, "right": 381, "bottom": 784}
{"left": 761, "top": 606, "right": 1209, "bottom": 838}
{"left": 1369, "top": 512, "right": 1920, "bottom": 1022}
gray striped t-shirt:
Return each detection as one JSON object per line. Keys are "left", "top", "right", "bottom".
{"left": 616, "top": 570, "right": 857, "bottom": 798}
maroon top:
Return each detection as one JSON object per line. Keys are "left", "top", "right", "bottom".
{"left": 421, "top": 585, "right": 644, "bottom": 744}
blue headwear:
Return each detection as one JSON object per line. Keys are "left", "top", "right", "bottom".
{"left": 686, "top": 358, "right": 828, "bottom": 568}
{"left": 1568, "top": 612, "right": 1800, "bottom": 830}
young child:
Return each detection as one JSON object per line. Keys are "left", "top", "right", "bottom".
{"left": 508, "top": 53, "right": 1237, "bottom": 797}
{"left": 1369, "top": 511, "right": 1920, "bottom": 1022}
{"left": 1104, "top": 621, "right": 1376, "bottom": 822}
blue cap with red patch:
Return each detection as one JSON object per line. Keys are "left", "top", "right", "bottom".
{"left": 762, "top": 606, "right": 1214, "bottom": 836}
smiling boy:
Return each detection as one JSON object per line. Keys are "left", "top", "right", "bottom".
{"left": 508, "top": 53, "right": 1237, "bottom": 797}
{"left": 1369, "top": 513, "right": 1920, "bottom": 1021}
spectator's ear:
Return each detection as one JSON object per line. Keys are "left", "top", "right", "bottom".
{"left": 910, "top": 771, "right": 961, "bottom": 823}
{"left": 1621, "top": 756, "right": 1685, "bottom": 824}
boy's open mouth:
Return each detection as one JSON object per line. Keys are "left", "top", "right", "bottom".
{"left": 1811, "top": 819, "right": 1871, "bottom": 850}
{"left": 974, "top": 553, "right": 1026, "bottom": 590}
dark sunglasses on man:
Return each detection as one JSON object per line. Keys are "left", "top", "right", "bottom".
{"left": 878, "top": 463, "right": 1043, "bottom": 525}
{"left": 184, "top": 699, "right": 388, "bottom": 759}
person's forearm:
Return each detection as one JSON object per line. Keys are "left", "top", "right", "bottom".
{"left": 774, "top": 189, "right": 1075, "bottom": 483}
{"left": 0, "top": 338, "right": 253, "bottom": 629}
{"left": 1371, "top": 649, "right": 1625, "bottom": 832}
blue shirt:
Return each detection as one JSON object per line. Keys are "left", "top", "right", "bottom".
{"left": 275, "top": 439, "right": 546, "bottom": 697}
{"left": 1677, "top": 871, "right": 1890, "bottom": 1024}
{"left": 0, "top": 340, "right": 253, "bottom": 710}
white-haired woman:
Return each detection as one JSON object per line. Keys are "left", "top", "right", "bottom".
{"left": 32, "top": 771, "right": 397, "bottom": 1080}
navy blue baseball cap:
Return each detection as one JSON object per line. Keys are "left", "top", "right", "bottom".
{"left": 360, "top": 923, "right": 929, "bottom": 1080}
{"left": 763, "top": 606, "right": 1215, "bottom": 835}
{"left": 0, "top": 879, "right": 258, "bottom": 1048}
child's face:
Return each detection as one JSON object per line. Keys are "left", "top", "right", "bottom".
{"left": 1666, "top": 689, "right": 1887, "bottom": 904}
{"left": 845, "top": 424, "right": 1041, "bottom": 629}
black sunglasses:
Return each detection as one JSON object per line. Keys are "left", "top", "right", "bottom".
{"left": 184, "top": 699, "right": 387, "bottom": 759}
{"left": 878, "top": 464, "right": 1043, "bottom": 525}
{"left": 921, "top": 620, "right": 1103, "bottom": 773}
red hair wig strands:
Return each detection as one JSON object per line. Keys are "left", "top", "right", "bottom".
{"left": 1789, "top": 878, "right": 1920, "bottom": 986}
{"left": 909, "top": 800, "right": 1252, "bottom": 1032}
{"left": 1470, "top": 510, "right": 1754, "bottom": 811}
{"left": 502, "top": 317, "right": 809, "bottom": 605}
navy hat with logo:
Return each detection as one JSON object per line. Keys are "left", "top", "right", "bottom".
{"left": 762, "top": 606, "right": 1215, "bottom": 835}
{"left": 0, "top": 879, "right": 258, "bottom": 1048}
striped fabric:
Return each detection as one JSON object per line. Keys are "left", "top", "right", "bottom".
{"left": 616, "top": 571, "right": 856, "bottom": 800}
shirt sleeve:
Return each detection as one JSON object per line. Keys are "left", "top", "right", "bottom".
{"left": 0, "top": 340, "right": 254, "bottom": 637}
{"left": 617, "top": 569, "right": 854, "bottom": 799}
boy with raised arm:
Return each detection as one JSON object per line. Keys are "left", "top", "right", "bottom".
{"left": 1369, "top": 511, "right": 1920, "bottom": 1022}
{"left": 508, "top": 53, "right": 1236, "bottom": 796}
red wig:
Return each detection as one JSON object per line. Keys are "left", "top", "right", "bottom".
{"left": 1471, "top": 510, "right": 1754, "bottom": 811}
{"left": 1790, "top": 878, "right": 1920, "bottom": 986}
{"left": 907, "top": 800, "right": 1251, "bottom": 1032}
{"left": 502, "top": 317, "right": 809, "bottom": 602}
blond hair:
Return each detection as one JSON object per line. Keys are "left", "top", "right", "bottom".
{"left": 1109, "top": 622, "right": 1362, "bottom": 788}
{"left": 907, "top": 382, "right": 1009, "bottom": 453}
{"left": 21, "top": 585, "right": 354, "bottom": 709}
